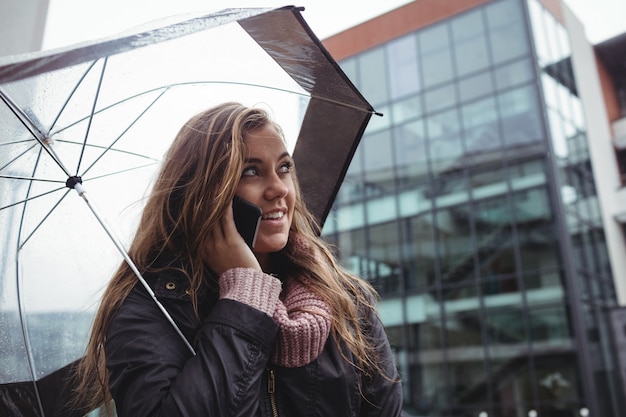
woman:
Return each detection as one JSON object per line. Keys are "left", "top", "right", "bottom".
{"left": 75, "top": 102, "right": 404, "bottom": 416}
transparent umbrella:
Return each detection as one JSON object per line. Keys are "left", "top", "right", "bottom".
{"left": 0, "top": 6, "right": 375, "bottom": 416}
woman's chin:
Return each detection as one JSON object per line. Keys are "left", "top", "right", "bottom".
{"left": 253, "top": 235, "right": 289, "bottom": 254}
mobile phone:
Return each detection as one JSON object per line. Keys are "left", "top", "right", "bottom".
{"left": 232, "top": 195, "right": 262, "bottom": 249}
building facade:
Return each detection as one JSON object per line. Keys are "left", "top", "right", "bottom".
{"left": 321, "top": 0, "right": 626, "bottom": 416}
{"left": 0, "top": 0, "right": 49, "bottom": 57}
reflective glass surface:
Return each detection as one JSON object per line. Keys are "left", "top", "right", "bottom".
{"left": 323, "top": 0, "right": 621, "bottom": 414}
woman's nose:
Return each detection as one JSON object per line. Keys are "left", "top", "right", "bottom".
{"left": 264, "top": 172, "right": 289, "bottom": 200}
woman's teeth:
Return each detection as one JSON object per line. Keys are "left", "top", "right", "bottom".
{"left": 263, "top": 211, "right": 284, "bottom": 220}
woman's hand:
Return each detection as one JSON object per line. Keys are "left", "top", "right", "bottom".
{"left": 204, "top": 201, "right": 262, "bottom": 275}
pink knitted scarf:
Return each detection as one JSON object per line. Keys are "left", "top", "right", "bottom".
{"left": 219, "top": 268, "right": 331, "bottom": 368}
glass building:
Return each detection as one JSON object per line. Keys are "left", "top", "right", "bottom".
{"left": 321, "top": 0, "right": 626, "bottom": 416}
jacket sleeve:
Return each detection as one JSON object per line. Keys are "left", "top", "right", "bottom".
{"left": 359, "top": 304, "right": 405, "bottom": 417}
{"left": 105, "top": 271, "right": 280, "bottom": 417}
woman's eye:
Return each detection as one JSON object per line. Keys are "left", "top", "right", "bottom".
{"left": 279, "top": 161, "right": 293, "bottom": 173}
{"left": 242, "top": 167, "right": 258, "bottom": 176}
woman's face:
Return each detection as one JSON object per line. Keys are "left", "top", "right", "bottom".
{"left": 236, "top": 124, "right": 296, "bottom": 256}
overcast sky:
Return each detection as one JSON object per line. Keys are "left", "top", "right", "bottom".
{"left": 43, "top": 0, "right": 626, "bottom": 50}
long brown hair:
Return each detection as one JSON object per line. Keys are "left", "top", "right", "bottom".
{"left": 74, "top": 102, "right": 384, "bottom": 413}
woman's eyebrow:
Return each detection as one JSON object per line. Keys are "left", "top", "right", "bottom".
{"left": 244, "top": 152, "right": 291, "bottom": 164}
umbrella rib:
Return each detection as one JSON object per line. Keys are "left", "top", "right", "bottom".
{"left": 14, "top": 268, "right": 46, "bottom": 416}
{"left": 83, "top": 161, "right": 159, "bottom": 182}
{"left": 0, "top": 142, "right": 39, "bottom": 171}
{"left": 0, "top": 137, "right": 38, "bottom": 147}
{"left": 0, "top": 174, "right": 64, "bottom": 183}
{"left": 18, "top": 189, "right": 71, "bottom": 250}
{"left": 81, "top": 86, "right": 168, "bottom": 178}
{"left": 76, "top": 57, "right": 108, "bottom": 176}
{"left": 50, "top": 80, "right": 310, "bottom": 136}
{"left": 0, "top": 88, "right": 73, "bottom": 177}
{"left": 70, "top": 183, "right": 196, "bottom": 355}
{"left": 53, "top": 139, "right": 160, "bottom": 163}
{"left": 14, "top": 149, "right": 49, "bottom": 416}
{"left": 0, "top": 183, "right": 66, "bottom": 211}
{"left": 47, "top": 59, "right": 99, "bottom": 134}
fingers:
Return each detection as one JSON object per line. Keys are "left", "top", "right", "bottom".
{"left": 203, "top": 201, "right": 261, "bottom": 275}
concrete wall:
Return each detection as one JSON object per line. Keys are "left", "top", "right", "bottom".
{"left": 565, "top": 5, "right": 626, "bottom": 304}
{"left": 0, "top": 0, "right": 49, "bottom": 57}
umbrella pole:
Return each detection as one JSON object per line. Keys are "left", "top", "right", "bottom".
{"left": 69, "top": 179, "right": 196, "bottom": 356}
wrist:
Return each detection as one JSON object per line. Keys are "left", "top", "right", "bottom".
{"left": 219, "top": 268, "right": 282, "bottom": 316}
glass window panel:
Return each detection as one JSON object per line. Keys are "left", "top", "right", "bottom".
{"left": 473, "top": 195, "right": 516, "bottom": 280}
{"left": 337, "top": 227, "right": 367, "bottom": 273}
{"left": 513, "top": 184, "right": 552, "bottom": 222}
{"left": 339, "top": 57, "right": 358, "bottom": 87}
{"left": 398, "top": 187, "right": 432, "bottom": 218}
{"left": 366, "top": 195, "right": 398, "bottom": 225}
{"left": 393, "top": 119, "right": 428, "bottom": 186}
{"left": 485, "top": 308, "right": 526, "bottom": 345}
{"left": 412, "top": 320, "right": 443, "bottom": 351}
{"left": 497, "top": 85, "right": 542, "bottom": 147}
{"left": 543, "top": 11, "right": 560, "bottom": 64}
{"left": 556, "top": 22, "right": 572, "bottom": 61}
{"left": 462, "top": 96, "right": 501, "bottom": 152}
{"left": 419, "top": 23, "right": 454, "bottom": 87}
{"left": 572, "top": 226, "right": 597, "bottom": 273}
{"left": 482, "top": 276, "right": 522, "bottom": 302}
{"left": 436, "top": 204, "right": 473, "bottom": 286}
{"left": 392, "top": 95, "right": 423, "bottom": 124}
{"left": 452, "top": 10, "right": 490, "bottom": 76}
{"left": 490, "top": 355, "right": 534, "bottom": 405}
{"left": 387, "top": 33, "right": 421, "bottom": 99}
{"left": 571, "top": 92, "right": 586, "bottom": 130}
{"left": 420, "top": 21, "right": 451, "bottom": 53}
{"left": 335, "top": 146, "right": 363, "bottom": 204}
{"left": 357, "top": 46, "right": 389, "bottom": 106}
{"left": 336, "top": 202, "right": 365, "bottom": 232}
{"left": 362, "top": 129, "right": 395, "bottom": 194}
{"left": 518, "top": 217, "right": 561, "bottom": 273}
{"left": 557, "top": 81, "right": 574, "bottom": 122}
{"left": 489, "top": 24, "right": 528, "bottom": 61}
{"left": 446, "top": 313, "right": 483, "bottom": 348}
{"left": 470, "top": 165, "right": 507, "bottom": 195}
{"left": 368, "top": 221, "right": 403, "bottom": 295}
{"left": 449, "top": 358, "right": 489, "bottom": 405}
{"left": 486, "top": 0, "right": 529, "bottom": 64}
{"left": 528, "top": 0, "right": 550, "bottom": 65}
{"left": 458, "top": 72, "right": 494, "bottom": 103}
{"left": 548, "top": 108, "right": 568, "bottom": 158}
{"left": 523, "top": 269, "right": 563, "bottom": 297}
{"left": 529, "top": 305, "right": 572, "bottom": 344}
{"left": 414, "top": 361, "right": 449, "bottom": 412}
{"left": 424, "top": 84, "right": 456, "bottom": 114}
{"left": 427, "top": 109, "right": 464, "bottom": 176}
{"left": 534, "top": 354, "right": 581, "bottom": 408}
{"left": 443, "top": 284, "right": 480, "bottom": 309}
{"left": 494, "top": 58, "right": 534, "bottom": 91}
{"left": 405, "top": 213, "right": 436, "bottom": 290}
{"left": 541, "top": 72, "right": 559, "bottom": 110}
{"left": 509, "top": 158, "right": 546, "bottom": 188}
{"left": 384, "top": 325, "right": 404, "bottom": 350}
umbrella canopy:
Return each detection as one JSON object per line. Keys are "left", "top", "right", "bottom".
{"left": 0, "top": 6, "right": 375, "bottom": 416}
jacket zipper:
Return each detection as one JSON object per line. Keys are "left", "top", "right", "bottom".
{"left": 267, "top": 368, "right": 278, "bottom": 417}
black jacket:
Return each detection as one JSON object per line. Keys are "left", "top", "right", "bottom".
{"left": 105, "top": 269, "right": 404, "bottom": 416}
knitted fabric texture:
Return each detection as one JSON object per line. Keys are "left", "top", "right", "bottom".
{"left": 272, "top": 279, "right": 331, "bottom": 368}
{"left": 219, "top": 268, "right": 282, "bottom": 317}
